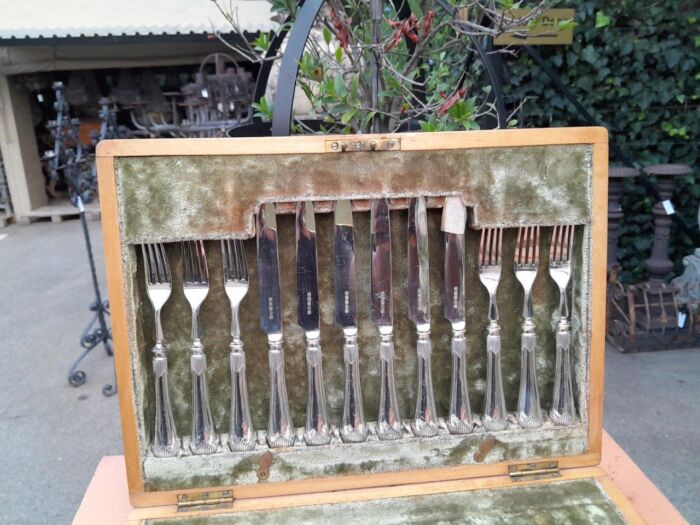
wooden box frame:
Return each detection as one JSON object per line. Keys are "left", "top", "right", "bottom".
{"left": 97, "top": 127, "right": 642, "bottom": 523}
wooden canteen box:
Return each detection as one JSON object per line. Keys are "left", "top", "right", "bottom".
{"left": 97, "top": 127, "right": 642, "bottom": 523}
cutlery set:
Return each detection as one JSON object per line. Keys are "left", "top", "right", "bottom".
{"left": 142, "top": 198, "right": 578, "bottom": 457}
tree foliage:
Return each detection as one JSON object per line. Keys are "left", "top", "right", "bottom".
{"left": 506, "top": 0, "right": 700, "bottom": 283}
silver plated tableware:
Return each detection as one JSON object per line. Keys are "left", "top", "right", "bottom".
{"left": 407, "top": 196, "right": 438, "bottom": 437}
{"left": 334, "top": 200, "right": 368, "bottom": 443}
{"left": 296, "top": 201, "right": 331, "bottom": 446}
{"left": 142, "top": 243, "right": 181, "bottom": 457}
{"left": 222, "top": 239, "right": 256, "bottom": 451}
{"left": 515, "top": 226, "right": 543, "bottom": 428}
{"left": 257, "top": 203, "right": 295, "bottom": 447}
{"left": 371, "top": 198, "right": 402, "bottom": 440}
{"left": 549, "top": 224, "right": 577, "bottom": 425}
{"left": 182, "top": 240, "right": 219, "bottom": 454}
{"left": 477, "top": 227, "right": 508, "bottom": 431}
{"left": 441, "top": 197, "right": 474, "bottom": 434}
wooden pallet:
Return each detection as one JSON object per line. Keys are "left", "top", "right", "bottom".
{"left": 16, "top": 200, "right": 101, "bottom": 225}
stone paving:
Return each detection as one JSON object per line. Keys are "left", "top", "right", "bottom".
{"left": 0, "top": 220, "right": 697, "bottom": 523}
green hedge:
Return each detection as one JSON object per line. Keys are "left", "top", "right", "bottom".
{"left": 505, "top": 0, "right": 700, "bottom": 283}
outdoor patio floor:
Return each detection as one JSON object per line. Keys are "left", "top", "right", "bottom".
{"left": 0, "top": 219, "right": 698, "bottom": 524}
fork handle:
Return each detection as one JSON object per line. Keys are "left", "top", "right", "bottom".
{"left": 412, "top": 331, "right": 439, "bottom": 437}
{"left": 190, "top": 341, "right": 219, "bottom": 454}
{"left": 377, "top": 333, "right": 402, "bottom": 440}
{"left": 267, "top": 338, "right": 295, "bottom": 447}
{"left": 517, "top": 329, "right": 543, "bottom": 428}
{"left": 341, "top": 332, "right": 368, "bottom": 443}
{"left": 483, "top": 328, "right": 507, "bottom": 431}
{"left": 151, "top": 343, "right": 180, "bottom": 457}
{"left": 550, "top": 323, "right": 576, "bottom": 425}
{"left": 228, "top": 343, "right": 255, "bottom": 451}
{"left": 447, "top": 329, "right": 474, "bottom": 434}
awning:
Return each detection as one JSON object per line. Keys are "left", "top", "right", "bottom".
{"left": 0, "top": 0, "right": 275, "bottom": 41}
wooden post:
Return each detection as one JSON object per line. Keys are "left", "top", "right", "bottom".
{"left": 0, "top": 74, "right": 47, "bottom": 219}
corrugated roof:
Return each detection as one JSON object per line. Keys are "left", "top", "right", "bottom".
{"left": 0, "top": 0, "right": 276, "bottom": 41}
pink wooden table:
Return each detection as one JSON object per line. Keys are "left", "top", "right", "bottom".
{"left": 72, "top": 430, "right": 688, "bottom": 525}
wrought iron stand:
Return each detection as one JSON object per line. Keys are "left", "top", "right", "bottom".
{"left": 67, "top": 196, "right": 116, "bottom": 396}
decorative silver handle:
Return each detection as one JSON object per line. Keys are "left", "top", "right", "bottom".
{"left": 151, "top": 343, "right": 180, "bottom": 457}
{"left": 516, "top": 329, "right": 543, "bottom": 428}
{"left": 550, "top": 323, "right": 576, "bottom": 425}
{"left": 304, "top": 335, "right": 331, "bottom": 445}
{"left": 340, "top": 331, "right": 368, "bottom": 443}
{"left": 483, "top": 325, "right": 507, "bottom": 431}
{"left": 447, "top": 329, "right": 473, "bottom": 434}
{"left": 267, "top": 336, "right": 295, "bottom": 447}
{"left": 228, "top": 341, "right": 255, "bottom": 451}
{"left": 189, "top": 341, "right": 219, "bottom": 454}
{"left": 377, "top": 331, "right": 402, "bottom": 440}
{"left": 411, "top": 331, "right": 438, "bottom": 437}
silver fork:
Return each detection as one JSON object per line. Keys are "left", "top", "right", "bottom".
{"left": 549, "top": 224, "right": 577, "bottom": 425}
{"left": 477, "top": 227, "right": 507, "bottom": 431}
{"left": 514, "top": 226, "right": 543, "bottom": 428}
{"left": 141, "top": 243, "right": 181, "bottom": 457}
{"left": 182, "top": 240, "right": 219, "bottom": 454}
{"left": 222, "top": 239, "right": 255, "bottom": 451}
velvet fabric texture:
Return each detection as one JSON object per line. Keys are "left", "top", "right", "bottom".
{"left": 142, "top": 479, "right": 625, "bottom": 524}
{"left": 114, "top": 144, "right": 594, "bottom": 491}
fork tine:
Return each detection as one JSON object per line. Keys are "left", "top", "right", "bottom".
{"left": 153, "top": 243, "right": 166, "bottom": 283}
{"left": 515, "top": 227, "right": 523, "bottom": 265}
{"left": 496, "top": 228, "right": 503, "bottom": 265}
{"left": 232, "top": 239, "right": 241, "bottom": 280}
{"left": 486, "top": 228, "right": 493, "bottom": 266}
{"left": 142, "top": 244, "right": 151, "bottom": 284}
{"left": 565, "top": 225, "right": 574, "bottom": 261}
{"left": 158, "top": 244, "right": 171, "bottom": 283}
{"left": 197, "top": 240, "right": 208, "bottom": 282}
{"left": 533, "top": 226, "right": 540, "bottom": 265}
{"left": 182, "top": 241, "right": 192, "bottom": 282}
{"left": 550, "top": 225, "right": 559, "bottom": 263}
{"left": 238, "top": 240, "right": 248, "bottom": 280}
{"left": 148, "top": 243, "right": 161, "bottom": 283}
{"left": 221, "top": 240, "right": 229, "bottom": 280}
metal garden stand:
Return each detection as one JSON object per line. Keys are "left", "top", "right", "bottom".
{"left": 67, "top": 195, "right": 116, "bottom": 396}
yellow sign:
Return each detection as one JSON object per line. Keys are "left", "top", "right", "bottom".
{"left": 493, "top": 8, "right": 575, "bottom": 46}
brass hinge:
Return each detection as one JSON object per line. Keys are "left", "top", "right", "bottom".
{"left": 177, "top": 490, "right": 233, "bottom": 513}
{"left": 508, "top": 460, "right": 561, "bottom": 482}
{"left": 324, "top": 137, "right": 401, "bottom": 153}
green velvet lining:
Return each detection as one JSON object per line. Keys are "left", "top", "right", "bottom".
{"left": 115, "top": 145, "right": 591, "bottom": 243}
{"left": 142, "top": 479, "right": 626, "bottom": 524}
{"left": 114, "top": 143, "right": 595, "bottom": 492}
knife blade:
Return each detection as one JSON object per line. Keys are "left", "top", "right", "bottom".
{"left": 371, "top": 198, "right": 402, "bottom": 440}
{"left": 441, "top": 196, "right": 474, "bottom": 434}
{"left": 371, "top": 198, "right": 393, "bottom": 327}
{"left": 442, "top": 196, "right": 467, "bottom": 327}
{"left": 257, "top": 202, "right": 282, "bottom": 335}
{"left": 296, "top": 201, "right": 320, "bottom": 333}
{"left": 407, "top": 196, "right": 430, "bottom": 328}
{"left": 334, "top": 200, "right": 357, "bottom": 329}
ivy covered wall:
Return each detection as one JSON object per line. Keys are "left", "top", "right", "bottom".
{"left": 505, "top": 0, "right": 699, "bottom": 283}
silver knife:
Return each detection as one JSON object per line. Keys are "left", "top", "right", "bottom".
{"left": 407, "top": 196, "right": 438, "bottom": 437}
{"left": 334, "top": 200, "right": 368, "bottom": 443}
{"left": 442, "top": 196, "right": 474, "bottom": 434}
{"left": 296, "top": 201, "right": 331, "bottom": 445}
{"left": 257, "top": 202, "right": 295, "bottom": 447}
{"left": 371, "top": 198, "right": 402, "bottom": 440}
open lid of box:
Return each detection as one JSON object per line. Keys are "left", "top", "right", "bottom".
{"left": 97, "top": 127, "right": 609, "bottom": 510}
